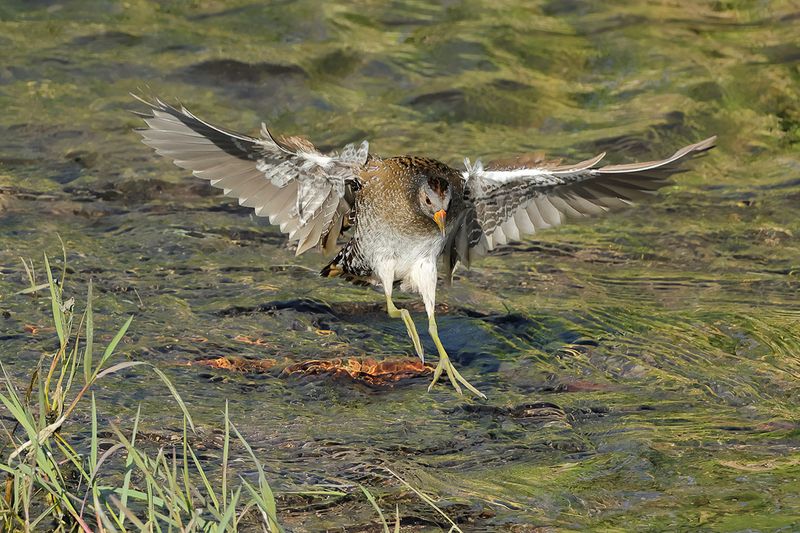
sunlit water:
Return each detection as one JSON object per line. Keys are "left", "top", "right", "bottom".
{"left": 1, "top": 1, "right": 799, "bottom": 530}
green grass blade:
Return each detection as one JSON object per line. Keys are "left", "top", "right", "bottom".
{"left": 109, "top": 494, "right": 148, "bottom": 531}
{"left": 19, "top": 256, "right": 35, "bottom": 290}
{"left": 90, "top": 393, "right": 98, "bottom": 475}
{"left": 111, "top": 486, "right": 167, "bottom": 507}
{"left": 57, "top": 234, "right": 67, "bottom": 295}
{"left": 241, "top": 480, "right": 281, "bottom": 533}
{"left": 84, "top": 281, "right": 94, "bottom": 385}
{"left": 182, "top": 417, "right": 192, "bottom": 510}
{"left": 44, "top": 254, "right": 65, "bottom": 349}
{"left": 232, "top": 423, "right": 280, "bottom": 532}
{"left": 231, "top": 423, "right": 275, "bottom": 514}
{"left": 222, "top": 402, "right": 229, "bottom": 509}
{"left": 188, "top": 445, "right": 219, "bottom": 512}
{"left": 387, "top": 468, "right": 462, "bottom": 533}
{"left": 111, "top": 426, "right": 172, "bottom": 519}
{"left": 95, "top": 361, "right": 147, "bottom": 381}
{"left": 0, "top": 366, "right": 38, "bottom": 443}
{"left": 359, "top": 485, "right": 389, "bottom": 533}
{"left": 118, "top": 404, "right": 141, "bottom": 527}
{"left": 15, "top": 283, "right": 49, "bottom": 295}
{"left": 62, "top": 310, "right": 84, "bottom": 399}
{"left": 150, "top": 366, "right": 195, "bottom": 432}
{"left": 36, "top": 369, "right": 47, "bottom": 431}
{"left": 95, "top": 315, "right": 133, "bottom": 374}
{"left": 217, "top": 486, "right": 241, "bottom": 533}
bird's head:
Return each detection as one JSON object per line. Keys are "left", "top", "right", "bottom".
{"left": 417, "top": 175, "right": 451, "bottom": 236}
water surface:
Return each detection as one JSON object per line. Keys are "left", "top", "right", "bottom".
{"left": 1, "top": 1, "right": 799, "bottom": 530}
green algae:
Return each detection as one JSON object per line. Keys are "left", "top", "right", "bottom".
{"left": 1, "top": 0, "right": 799, "bottom": 530}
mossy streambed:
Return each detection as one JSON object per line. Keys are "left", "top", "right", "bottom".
{"left": 1, "top": 1, "right": 799, "bottom": 530}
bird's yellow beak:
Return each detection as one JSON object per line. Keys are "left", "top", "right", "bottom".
{"left": 433, "top": 209, "right": 447, "bottom": 236}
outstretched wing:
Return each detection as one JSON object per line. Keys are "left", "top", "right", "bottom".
{"left": 132, "top": 95, "right": 369, "bottom": 255}
{"left": 443, "top": 136, "right": 716, "bottom": 277}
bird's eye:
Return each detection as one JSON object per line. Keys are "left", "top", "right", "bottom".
{"left": 425, "top": 197, "right": 432, "bottom": 205}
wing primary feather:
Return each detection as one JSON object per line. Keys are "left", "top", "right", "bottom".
{"left": 134, "top": 94, "right": 362, "bottom": 256}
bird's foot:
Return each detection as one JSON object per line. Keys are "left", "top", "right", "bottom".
{"left": 427, "top": 350, "right": 486, "bottom": 399}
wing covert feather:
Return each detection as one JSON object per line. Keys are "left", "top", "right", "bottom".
{"left": 443, "top": 136, "right": 716, "bottom": 279}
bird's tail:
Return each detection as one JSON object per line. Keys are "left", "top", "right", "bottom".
{"left": 320, "top": 240, "right": 372, "bottom": 286}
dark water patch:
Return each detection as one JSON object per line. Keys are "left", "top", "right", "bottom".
{"left": 759, "top": 177, "right": 800, "bottom": 190}
{"left": 760, "top": 43, "right": 800, "bottom": 64}
{"left": 378, "top": 12, "right": 438, "bottom": 28}
{"left": 474, "top": 311, "right": 585, "bottom": 349}
{"left": 0, "top": 124, "right": 112, "bottom": 186}
{"left": 542, "top": 0, "right": 596, "bottom": 16}
{"left": 582, "top": 115, "right": 695, "bottom": 159}
{"left": 49, "top": 161, "right": 86, "bottom": 184}
{"left": 404, "top": 82, "right": 543, "bottom": 126}
{"left": 65, "top": 178, "right": 217, "bottom": 203}
{"left": 64, "top": 149, "right": 96, "bottom": 170}
{"left": 178, "top": 59, "right": 306, "bottom": 85}
{"left": 406, "top": 88, "right": 465, "bottom": 110}
{"left": 4, "top": 55, "right": 155, "bottom": 84}
{"left": 174, "top": 59, "right": 309, "bottom": 103}
{"left": 581, "top": 134, "right": 655, "bottom": 158}
{"left": 216, "top": 265, "right": 267, "bottom": 273}
{"left": 157, "top": 43, "right": 207, "bottom": 53}
{"left": 490, "top": 79, "right": 532, "bottom": 92}
{"left": 580, "top": 14, "right": 649, "bottom": 35}
{"left": 310, "top": 48, "right": 362, "bottom": 79}
{"left": 216, "top": 297, "right": 460, "bottom": 320}
{"left": 426, "top": 39, "right": 497, "bottom": 74}
{"left": 215, "top": 297, "right": 335, "bottom": 317}
{"left": 686, "top": 80, "right": 725, "bottom": 102}
{"left": 541, "top": 376, "right": 614, "bottom": 393}
{"left": 357, "top": 59, "right": 412, "bottom": 87}
{"left": 778, "top": 11, "right": 800, "bottom": 22}
{"left": 198, "top": 226, "right": 288, "bottom": 247}
{"left": 333, "top": 300, "right": 452, "bottom": 318}
{"left": 509, "top": 401, "right": 569, "bottom": 424}
{"left": 187, "top": 4, "right": 255, "bottom": 21}
{"left": 181, "top": 3, "right": 330, "bottom": 43}
{"left": 70, "top": 31, "right": 142, "bottom": 48}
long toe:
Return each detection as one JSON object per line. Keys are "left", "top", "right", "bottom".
{"left": 449, "top": 363, "right": 486, "bottom": 399}
{"left": 427, "top": 354, "right": 486, "bottom": 399}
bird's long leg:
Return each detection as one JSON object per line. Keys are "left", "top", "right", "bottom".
{"left": 426, "top": 314, "right": 486, "bottom": 398}
{"left": 417, "top": 266, "right": 486, "bottom": 398}
{"left": 384, "top": 290, "right": 424, "bottom": 362}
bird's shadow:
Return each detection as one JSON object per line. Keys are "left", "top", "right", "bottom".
{"left": 215, "top": 296, "right": 588, "bottom": 378}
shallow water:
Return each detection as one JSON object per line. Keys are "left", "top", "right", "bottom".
{"left": 1, "top": 0, "right": 799, "bottom": 530}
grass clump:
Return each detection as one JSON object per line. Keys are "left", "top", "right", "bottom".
{"left": 0, "top": 253, "right": 281, "bottom": 532}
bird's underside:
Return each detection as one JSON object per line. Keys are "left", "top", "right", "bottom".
{"left": 133, "top": 94, "right": 716, "bottom": 398}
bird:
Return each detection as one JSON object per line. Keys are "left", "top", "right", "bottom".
{"left": 132, "top": 94, "right": 716, "bottom": 398}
